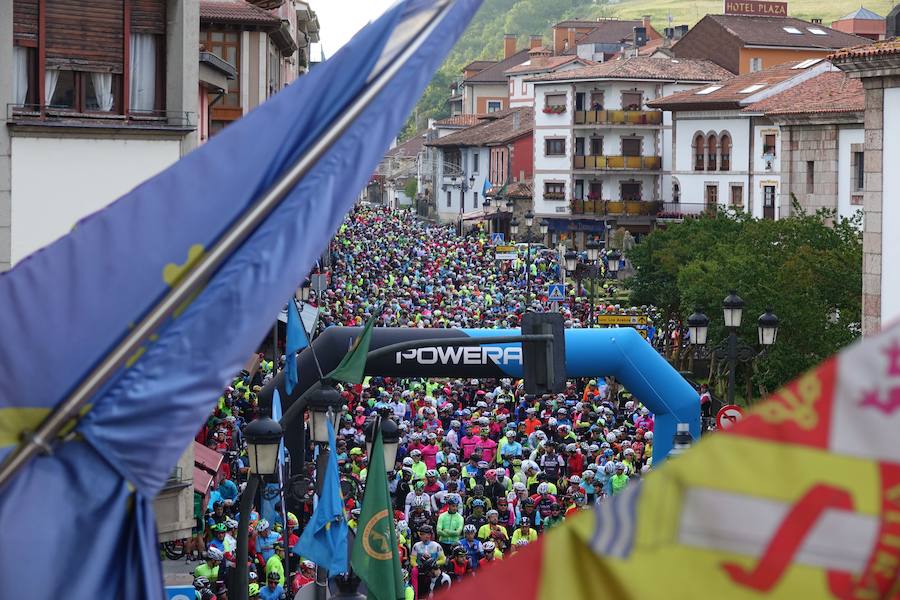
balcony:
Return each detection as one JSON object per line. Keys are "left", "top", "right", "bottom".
{"left": 574, "top": 110, "right": 662, "bottom": 126}
{"left": 573, "top": 155, "right": 662, "bottom": 170}
{"left": 657, "top": 202, "right": 720, "bottom": 221}
{"left": 571, "top": 199, "right": 663, "bottom": 217}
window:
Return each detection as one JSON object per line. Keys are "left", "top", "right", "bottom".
{"left": 545, "top": 138, "right": 565, "bottom": 156}
{"left": 446, "top": 191, "right": 452, "bottom": 207}
{"left": 622, "top": 137, "right": 641, "bottom": 157}
{"left": 720, "top": 134, "right": 731, "bottom": 171}
{"left": 130, "top": 34, "right": 161, "bottom": 112}
{"left": 590, "top": 91, "right": 604, "bottom": 110}
{"left": 473, "top": 153, "right": 479, "bottom": 174}
{"left": 793, "top": 58, "right": 823, "bottom": 69}
{"left": 487, "top": 100, "right": 502, "bottom": 113}
{"left": 763, "top": 185, "right": 776, "bottom": 219}
{"left": 545, "top": 93, "right": 566, "bottom": 108}
{"left": 695, "top": 85, "right": 722, "bottom": 95}
{"left": 575, "top": 137, "right": 585, "bottom": 156}
{"left": 622, "top": 91, "right": 642, "bottom": 110}
{"left": 621, "top": 181, "right": 641, "bottom": 201}
{"left": 807, "top": 27, "right": 827, "bottom": 35}
{"left": 268, "top": 39, "right": 282, "bottom": 97}
{"left": 853, "top": 151, "right": 865, "bottom": 191}
{"left": 204, "top": 30, "right": 241, "bottom": 109}
{"left": 574, "top": 179, "right": 585, "bottom": 200}
{"left": 12, "top": 46, "right": 37, "bottom": 106}
{"left": 590, "top": 137, "right": 603, "bottom": 156}
{"left": 522, "top": 79, "right": 527, "bottom": 95}
{"left": 806, "top": 161, "right": 815, "bottom": 193}
{"left": 45, "top": 69, "right": 122, "bottom": 113}
{"left": 730, "top": 185, "right": 743, "bottom": 208}
{"left": 763, "top": 133, "right": 777, "bottom": 157}
{"left": 705, "top": 184, "right": 718, "bottom": 209}
{"left": 473, "top": 191, "right": 479, "bottom": 209}
{"left": 749, "top": 57, "right": 763, "bottom": 73}
{"left": 707, "top": 133, "right": 718, "bottom": 171}
{"left": 693, "top": 133, "right": 706, "bottom": 171}
{"left": 672, "top": 178, "right": 681, "bottom": 203}
{"left": 782, "top": 26, "right": 802, "bottom": 34}
{"left": 444, "top": 148, "right": 461, "bottom": 172}
{"left": 575, "top": 92, "right": 586, "bottom": 111}
{"left": 739, "top": 84, "right": 767, "bottom": 94}
{"left": 544, "top": 182, "right": 565, "bottom": 199}
{"left": 589, "top": 180, "right": 602, "bottom": 199}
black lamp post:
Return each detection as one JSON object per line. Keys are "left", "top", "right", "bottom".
{"left": 606, "top": 249, "right": 621, "bottom": 279}
{"left": 299, "top": 280, "right": 312, "bottom": 303}
{"left": 364, "top": 417, "right": 401, "bottom": 472}
{"left": 584, "top": 240, "right": 602, "bottom": 327}
{"left": 235, "top": 417, "right": 283, "bottom": 600}
{"left": 688, "top": 292, "right": 779, "bottom": 406}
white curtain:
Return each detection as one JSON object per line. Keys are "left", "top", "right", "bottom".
{"left": 13, "top": 47, "right": 29, "bottom": 105}
{"left": 130, "top": 33, "right": 157, "bottom": 112}
{"left": 90, "top": 72, "right": 114, "bottom": 112}
{"left": 44, "top": 68, "right": 60, "bottom": 105}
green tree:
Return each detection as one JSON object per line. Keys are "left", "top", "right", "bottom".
{"left": 627, "top": 210, "right": 862, "bottom": 394}
{"left": 403, "top": 178, "right": 417, "bottom": 199}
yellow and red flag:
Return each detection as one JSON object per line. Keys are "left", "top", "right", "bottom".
{"left": 449, "top": 324, "right": 900, "bottom": 599}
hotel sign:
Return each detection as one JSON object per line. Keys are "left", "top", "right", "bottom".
{"left": 724, "top": 0, "right": 788, "bottom": 16}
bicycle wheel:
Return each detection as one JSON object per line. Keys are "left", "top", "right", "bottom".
{"left": 163, "top": 540, "right": 185, "bottom": 561}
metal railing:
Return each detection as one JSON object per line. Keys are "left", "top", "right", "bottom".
{"left": 574, "top": 109, "right": 662, "bottom": 126}
{"left": 570, "top": 199, "right": 662, "bottom": 217}
{"left": 7, "top": 103, "right": 196, "bottom": 127}
{"left": 573, "top": 155, "right": 662, "bottom": 170}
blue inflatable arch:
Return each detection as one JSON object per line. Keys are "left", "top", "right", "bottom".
{"left": 261, "top": 326, "right": 699, "bottom": 468}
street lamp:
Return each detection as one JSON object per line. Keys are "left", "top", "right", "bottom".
{"left": 688, "top": 292, "right": 778, "bottom": 407}
{"left": 235, "top": 417, "right": 284, "bottom": 600}
{"left": 299, "top": 280, "right": 312, "bottom": 303}
{"left": 510, "top": 219, "right": 520, "bottom": 237}
{"left": 307, "top": 385, "right": 343, "bottom": 443}
{"left": 758, "top": 308, "right": 779, "bottom": 346}
{"left": 607, "top": 250, "right": 621, "bottom": 277}
{"left": 722, "top": 290, "right": 744, "bottom": 328}
{"left": 506, "top": 197, "right": 515, "bottom": 213}
{"left": 525, "top": 210, "right": 534, "bottom": 228}
{"left": 564, "top": 250, "right": 578, "bottom": 274}
{"left": 364, "top": 417, "right": 401, "bottom": 472}
{"left": 539, "top": 219, "right": 549, "bottom": 236}
{"left": 586, "top": 239, "right": 601, "bottom": 262}
{"left": 687, "top": 308, "right": 710, "bottom": 346}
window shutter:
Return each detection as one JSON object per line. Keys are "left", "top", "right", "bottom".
{"left": 132, "top": 0, "right": 166, "bottom": 35}
{"left": 14, "top": 0, "right": 39, "bottom": 43}
{"left": 46, "top": 0, "right": 125, "bottom": 72}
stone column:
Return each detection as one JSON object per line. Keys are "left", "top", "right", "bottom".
{"left": 862, "top": 80, "right": 884, "bottom": 335}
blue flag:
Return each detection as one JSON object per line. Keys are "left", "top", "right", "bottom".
{"left": 483, "top": 177, "right": 492, "bottom": 196}
{"left": 295, "top": 420, "right": 349, "bottom": 575}
{"left": 0, "top": 2, "right": 481, "bottom": 598}
{"left": 284, "top": 298, "right": 307, "bottom": 394}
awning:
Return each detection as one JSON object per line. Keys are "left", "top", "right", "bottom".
{"left": 545, "top": 218, "right": 605, "bottom": 233}
{"left": 461, "top": 209, "right": 488, "bottom": 221}
{"left": 194, "top": 442, "right": 223, "bottom": 477}
{"left": 193, "top": 466, "right": 215, "bottom": 495}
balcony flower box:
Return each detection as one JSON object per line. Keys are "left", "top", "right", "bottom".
{"left": 542, "top": 105, "right": 566, "bottom": 115}
{"left": 544, "top": 192, "right": 566, "bottom": 200}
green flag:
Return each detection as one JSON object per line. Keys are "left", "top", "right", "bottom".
{"left": 326, "top": 314, "right": 375, "bottom": 384}
{"left": 351, "top": 427, "right": 404, "bottom": 600}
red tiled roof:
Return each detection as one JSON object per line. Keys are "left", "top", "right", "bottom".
{"left": 464, "top": 49, "right": 531, "bottom": 83}
{"left": 200, "top": 0, "right": 280, "bottom": 27}
{"left": 463, "top": 60, "right": 496, "bottom": 72}
{"left": 748, "top": 71, "right": 864, "bottom": 115}
{"left": 505, "top": 55, "right": 590, "bottom": 75}
{"left": 528, "top": 56, "right": 732, "bottom": 83}
{"left": 555, "top": 19, "right": 611, "bottom": 29}
{"left": 694, "top": 14, "right": 871, "bottom": 49}
{"left": 434, "top": 114, "right": 483, "bottom": 128}
{"left": 386, "top": 135, "right": 426, "bottom": 158}
{"left": 427, "top": 108, "right": 534, "bottom": 147}
{"left": 571, "top": 20, "right": 646, "bottom": 46}
{"left": 830, "top": 39, "right": 900, "bottom": 61}
{"left": 649, "top": 60, "right": 822, "bottom": 109}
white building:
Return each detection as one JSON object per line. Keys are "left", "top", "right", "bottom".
{"left": 505, "top": 47, "right": 592, "bottom": 108}
{"left": 528, "top": 56, "right": 732, "bottom": 246}
{"left": 650, "top": 59, "right": 844, "bottom": 220}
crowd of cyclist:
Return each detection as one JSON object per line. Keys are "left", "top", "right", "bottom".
{"left": 187, "top": 206, "right": 661, "bottom": 599}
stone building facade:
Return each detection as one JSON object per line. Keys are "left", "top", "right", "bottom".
{"left": 833, "top": 41, "right": 900, "bottom": 335}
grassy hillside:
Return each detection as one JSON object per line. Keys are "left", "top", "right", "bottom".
{"left": 401, "top": 0, "right": 897, "bottom": 138}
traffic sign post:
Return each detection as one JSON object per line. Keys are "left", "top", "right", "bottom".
{"left": 716, "top": 404, "right": 745, "bottom": 430}
{"left": 494, "top": 244, "right": 516, "bottom": 260}
{"left": 595, "top": 315, "right": 650, "bottom": 326}
{"left": 490, "top": 232, "right": 505, "bottom": 245}
{"left": 548, "top": 283, "right": 566, "bottom": 302}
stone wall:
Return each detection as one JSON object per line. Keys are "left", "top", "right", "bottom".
{"left": 862, "top": 79, "right": 885, "bottom": 335}
{"left": 779, "top": 124, "right": 841, "bottom": 215}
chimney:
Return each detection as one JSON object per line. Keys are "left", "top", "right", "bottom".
{"left": 811, "top": 17, "right": 822, "bottom": 24}
{"left": 634, "top": 26, "right": 648, "bottom": 48}
{"left": 676, "top": 24, "right": 689, "bottom": 39}
{"left": 642, "top": 15, "right": 653, "bottom": 34}
{"left": 512, "top": 111, "right": 521, "bottom": 131}
{"left": 567, "top": 27, "right": 577, "bottom": 52}
{"left": 529, "top": 35, "right": 543, "bottom": 50}
{"left": 504, "top": 33, "right": 518, "bottom": 59}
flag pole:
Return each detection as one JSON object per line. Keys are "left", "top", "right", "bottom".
{"left": 0, "top": 0, "right": 456, "bottom": 491}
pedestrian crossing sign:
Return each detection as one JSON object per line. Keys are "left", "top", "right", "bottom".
{"left": 490, "top": 232, "right": 504, "bottom": 245}
{"left": 548, "top": 283, "right": 566, "bottom": 302}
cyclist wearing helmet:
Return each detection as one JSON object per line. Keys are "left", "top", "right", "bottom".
{"left": 248, "top": 582, "right": 261, "bottom": 599}
{"left": 436, "top": 494, "right": 464, "bottom": 555}
{"left": 264, "top": 542, "right": 285, "bottom": 588}
{"left": 511, "top": 517, "right": 538, "bottom": 546}
{"left": 255, "top": 519, "right": 281, "bottom": 563}
{"left": 476, "top": 510, "right": 509, "bottom": 552}
{"left": 416, "top": 555, "right": 451, "bottom": 599}
{"left": 610, "top": 462, "right": 629, "bottom": 495}
{"left": 543, "top": 503, "right": 565, "bottom": 530}
{"left": 411, "top": 525, "right": 445, "bottom": 568}
{"left": 259, "top": 568, "right": 285, "bottom": 600}
{"left": 479, "top": 541, "right": 501, "bottom": 566}
{"left": 465, "top": 498, "right": 488, "bottom": 531}
{"left": 458, "top": 524, "right": 484, "bottom": 570}
{"left": 194, "top": 546, "right": 222, "bottom": 582}
{"left": 448, "top": 545, "right": 471, "bottom": 581}
{"left": 208, "top": 522, "right": 228, "bottom": 553}
{"left": 530, "top": 482, "right": 558, "bottom": 522}
{"left": 193, "top": 577, "right": 216, "bottom": 600}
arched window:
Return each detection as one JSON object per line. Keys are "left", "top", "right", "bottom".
{"left": 672, "top": 177, "right": 681, "bottom": 203}
{"left": 693, "top": 133, "right": 705, "bottom": 171}
{"left": 720, "top": 133, "right": 732, "bottom": 171}
{"left": 707, "top": 133, "right": 718, "bottom": 172}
